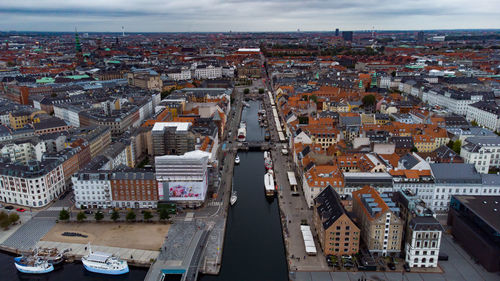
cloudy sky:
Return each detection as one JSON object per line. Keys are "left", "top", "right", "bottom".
{"left": 0, "top": 0, "right": 499, "bottom": 32}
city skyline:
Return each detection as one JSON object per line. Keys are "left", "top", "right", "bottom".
{"left": 0, "top": 0, "right": 499, "bottom": 32}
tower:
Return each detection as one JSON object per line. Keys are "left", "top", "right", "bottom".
{"left": 75, "top": 28, "right": 83, "bottom": 64}
{"left": 335, "top": 28, "right": 339, "bottom": 37}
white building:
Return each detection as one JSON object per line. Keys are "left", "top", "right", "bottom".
{"left": 194, "top": 65, "right": 222, "bottom": 80}
{"left": 466, "top": 101, "right": 500, "bottom": 132}
{"left": 0, "top": 160, "right": 65, "bottom": 207}
{"left": 155, "top": 150, "right": 211, "bottom": 207}
{"left": 167, "top": 67, "right": 192, "bottom": 81}
{"left": 460, "top": 137, "right": 500, "bottom": 174}
{"left": 0, "top": 141, "right": 47, "bottom": 164}
{"left": 421, "top": 88, "right": 484, "bottom": 116}
{"left": 53, "top": 104, "right": 81, "bottom": 127}
{"left": 72, "top": 172, "right": 112, "bottom": 209}
{"left": 429, "top": 163, "right": 500, "bottom": 212}
{"left": 405, "top": 217, "right": 442, "bottom": 268}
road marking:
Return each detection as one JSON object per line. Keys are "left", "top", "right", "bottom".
{"left": 185, "top": 212, "right": 194, "bottom": 222}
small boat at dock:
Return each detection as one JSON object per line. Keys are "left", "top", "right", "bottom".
{"left": 14, "top": 256, "right": 54, "bottom": 274}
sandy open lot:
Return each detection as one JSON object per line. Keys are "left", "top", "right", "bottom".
{"left": 41, "top": 222, "right": 170, "bottom": 251}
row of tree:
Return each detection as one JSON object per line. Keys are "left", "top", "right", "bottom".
{"left": 58, "top": 209, "right": 170, "bottom": 223}
{"left": 0, "top": 211, "right": 20, "bottom": 230}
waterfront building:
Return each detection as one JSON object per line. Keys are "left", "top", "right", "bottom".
{"left": 313, "top": 186, "right": 360, "bottom": 256}
{"left": 352, "top": 186, "right": 404, "bottom": 257}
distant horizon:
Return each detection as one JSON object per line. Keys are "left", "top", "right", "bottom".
{"left": 1, "top": 28, "right": 500, "bottom": 35}
{"left": 0, "top": 0, "right": 499, "bottom": 33}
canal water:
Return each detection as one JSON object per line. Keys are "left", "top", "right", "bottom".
{"left": 0, "top": 100, "right": 287, "bottom": 281}
{"left": 199, "top": 100, "right": 288, "bottom": 281}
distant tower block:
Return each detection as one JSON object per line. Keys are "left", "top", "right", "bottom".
{"left": 75, "top": 28, "right": 83, "bottom": 64}
{"left": 335, "top": 28, "right": 339, "bottom": 37}
{"left": 122, "top": 26, "right": 125, "bottom": 37}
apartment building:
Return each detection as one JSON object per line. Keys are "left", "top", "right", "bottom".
{"left": 72, "top": 172, "right": 111, "bottom": 209}
{"left": 0, "top": 160, "right": 65, "bottom": 207}
{"left": 466, "top": 101, "right": 500, "bottom": 132}
{"left": 127, "top": 71, "right": 163, "bottom": 91}
{"left": 194, "top": 65, "right": 222, "bottom": 80}
{"left": 313, "top": 186, "right": 360, "bottom": 256}
{"left": 390, "top": 190, "right": 442, "bottom": 268}
{"left": 151, "top": 122, "right": 195, "bottom": 156}
{"left": 110, "top": 171, "right": 158, "bottom": 208}
{"left": 166, "top": 67, "right": 192, "bottom": 81}
{"left": 352, "top": 186, "right": 404, "bottom": 256}
{"left": 303, "top": 165, "right": 344, "bottom": 208}
{"left": 0, "top": 141, "right": 46, "bottom": 164}
{"left": 460, "top": 136, "right": 500, "bottom": 174}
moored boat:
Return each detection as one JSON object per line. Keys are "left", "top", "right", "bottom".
{"left": 230, "top": 191, "right": 238, "bottom": 206}
{"left": 235, "top": 155, "right": 240, "bottom": 164}
{"left": 14, "top": 256, "right": 54, "bottom": 274}
{"left": 82, "top": 245, "right": 129, "bottom": 275}
{"left": 264, "top": 171, "right": 275, "bottom": 197}
{"left": 35, "top": 247, "right": 66, "bottom": 267}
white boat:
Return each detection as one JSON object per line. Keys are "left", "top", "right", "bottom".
{"left": 14, "top": 256, "right": 54, "bottom": 274}
{"left": 242, "top": 101, "right": 250, "bottom": 107}
{"left": 264, "top": 171, "right": 275, "bottom": 197}
{"left": 230, "top": 191, "right": 238, "bottom": 206}
{"left": 235, "top": 155, "right": 240, "bottom": 164}
{"left": 82, "top": 245, "right": 129, "bottom": 275}
{"left": 237, "top": 122, "right": 246, "bottom": 142}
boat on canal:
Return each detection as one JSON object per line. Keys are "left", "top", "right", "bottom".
{"left": 264, "top": 170, "right": 275, "bottom": 197}
{"left": 230, "top": 190, "right": 238, "bottom": 206}
{"left": 34, "top": 247, "right": 66, "bottom": 267}
{"left": 264, "top": 130, "right": 270, "bottom": 141}
{"left": 264, "top": 151, "right": 273, "bottom": 170}
{"left": 82, "top": 245, "right": 129, "bottom": 275}
{"left": 237, "top": 122, "right": 247, "bottom": 142}
{"left": 14, "top": 256, "right": 54, "bottom": 274}
{"left": 235, "top": 155, "right": 240, "bottom": 164}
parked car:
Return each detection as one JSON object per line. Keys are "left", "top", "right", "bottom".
{"left": 403, "top": 263, "right": 411, "bottom": 272}
{"left": 4, "top": 205, "right": 14, "bottom": 210}
{"left": 84, "top": 210, "right": 93, "bottom": 215}
{"left": 16, "top": 208, "right": 26, "bottom": 212}
{"left": 438, "top": 253, "right": 449, "bottom": 261}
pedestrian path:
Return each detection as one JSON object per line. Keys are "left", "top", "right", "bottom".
{"left": 1, "top": 217, "right": 55, "bottom": 250}
{"left": 185, "top": 212, "right": 195, "bottom": 222}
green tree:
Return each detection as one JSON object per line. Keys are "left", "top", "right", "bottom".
{"left": 76, "top": 211, "right": 86, "bottom": 222}
{"left": 94, "top": 211, "right": 104, "bottom": 222}
{"left": 362, "top": 94, "right": 376, "bottom": 107}
{"left": 298, "top": 116, "right": 309, "bottom": 124}
{"left": 258, "top": 88, "right": 265, "bottom": 94}
{"left": 8, "top": 213, "right": 20, "bottom": 225}
{"left": 411, "top": 146, "right": 419, "bottom": 153}
{"left": 59, "top": 209, "right": 70, "bottom": 221}
{"left": 143, "top": 210, "right": 153, "bottom": 222}
{"left": 471, "top": 120, "right": 479, "bottom": 127}
{"left": 310, "top": 95, "right": 318, "bottom": 103}
{"left": 452, "top": 140, "right": 462, "bottom": 154}
{"left": 243, "top": 88, "right": 250, "bottom": 95}
{"left": 126, "top": 210, "right": 136, "bottom": 222}
{"left": 159, "top": 208, "right": 170, "bottom": 222}
{"left": 111, "top": 210, "right": 120, "bottom": 222}
{"left": 0, "top": 218, "right": 9, "bottom": 229}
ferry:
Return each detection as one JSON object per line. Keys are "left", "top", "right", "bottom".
{"left": 235, "top": 155, "right": 240, "bottom": 164}
{"left": 264, "top": 170, "right": 275, "bottom": 197}
{"left": 230, "top": 190, "right": 238, "bottom": 206}
{"left": 14, "top": 256, "right": 54, "bottom": 274}
{"left": 82, "top": 245, "right": 129, "bottom": 275}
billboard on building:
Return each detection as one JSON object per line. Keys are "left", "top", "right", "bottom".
{"left": 158, "top": 180, "right": 207, "bottom": 201}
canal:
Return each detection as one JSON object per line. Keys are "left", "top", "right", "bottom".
{"left": 199, "top": 100, "right": 288, "bottom": 281}
{"left": 0, "top": 100, "right": 287, "bottom": 281}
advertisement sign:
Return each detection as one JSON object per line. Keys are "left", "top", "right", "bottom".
{"left": 167, "top": 181, "right": 206, "bottom": 201}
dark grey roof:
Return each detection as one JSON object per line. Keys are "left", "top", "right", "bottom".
{"left": 409, "top": 216, "right": 443, "bottom": 231}
{"left": 453, "top": 195, "right": 500, "bottom": 233}
{"left": 314, "top": 186, "right": 346, "bottom": 230}
{"left": 33, "top": 117, "right": 68, "bottom": 130}
{"left": 430, "top": 163, "right": 481, "bottom": 184}
{"left": 390, "top": 136, "right": 413, "bottom": 149}
{"left": 399, "top": 153, "right": 419, "bottom": 169}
